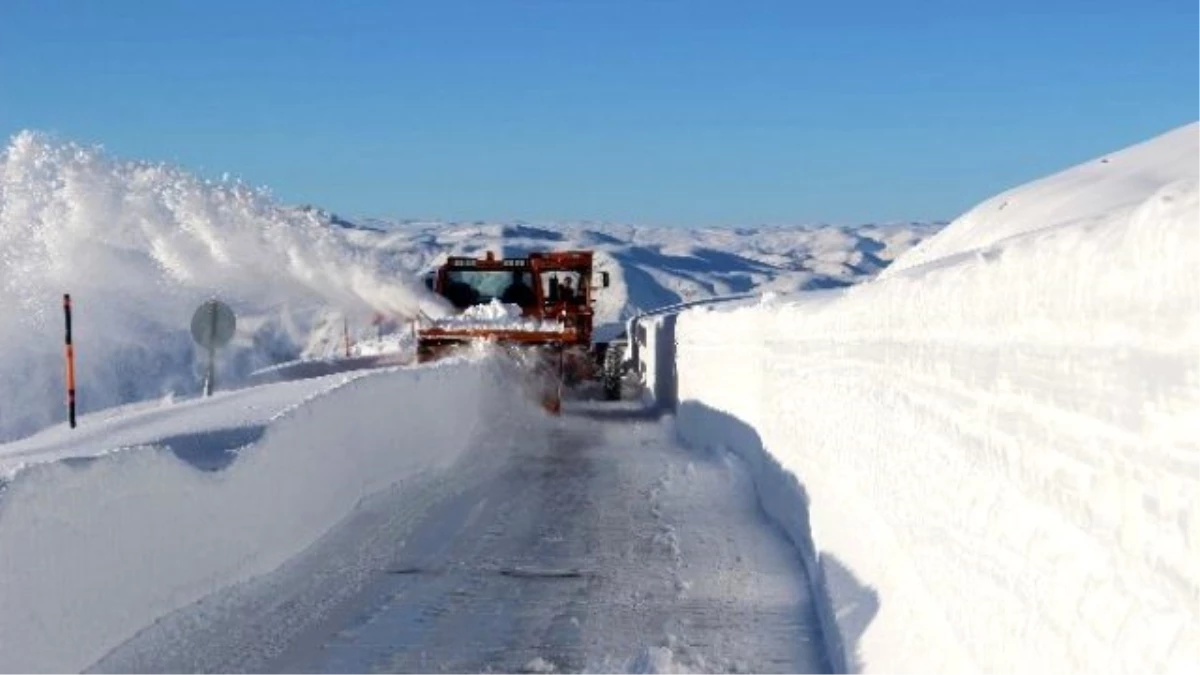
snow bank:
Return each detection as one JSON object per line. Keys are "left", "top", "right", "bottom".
{"left": 0, "top": 132, "right": 443, "bottom": 442}
{"left": 626, "top": 295, "right": 757, "bottom": 409}
{"left": 0, "top": 357, "right": 537, "bottom": 672}
{"left": 631, "top": 311, "right": 678, "bottom": 409}
{"left": 661, "top": 123, "right": 1199, "bottom": 672}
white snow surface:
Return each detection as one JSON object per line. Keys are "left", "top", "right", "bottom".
{"left": 0, "top": 130, "right": 938, "bottom": 443}
{"left": 640, "top": 122, "right": 1199, "bottom": 672}
{"left": 86, "top": 402, "right": 825, "bottom": 674}
{"left": 427, "top": 299, "right": 565, "bottom": 332}
{"left": 0, "top": 353, "right": 536, "bottom": 672}
{"left": 461, "top": 299, "right": 525, "bottom": 322}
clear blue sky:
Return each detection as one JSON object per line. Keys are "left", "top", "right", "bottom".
{"left": 1, "top": 1, "right": 1196, "bottom": 226}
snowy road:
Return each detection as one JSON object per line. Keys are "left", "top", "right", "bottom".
{"left": 91, "top": 402, "right": 829, "bottom": 674}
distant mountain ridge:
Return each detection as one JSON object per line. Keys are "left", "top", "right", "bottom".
{"left": 321, "top": 218, "right": 947, "bottom": 338}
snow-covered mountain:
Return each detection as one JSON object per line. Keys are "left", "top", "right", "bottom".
{"left": 335, "top": 218, "right": 939, "bottom": 337}
{"left": 0, "top": 131, "right": 939, "bottom": 442}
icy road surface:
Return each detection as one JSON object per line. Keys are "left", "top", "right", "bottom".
{"left": 91, "top": 401, "right": 829, "bottom": 674}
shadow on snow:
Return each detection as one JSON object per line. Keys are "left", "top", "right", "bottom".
{"left": 676, "top": 399, "right": 879, "bottom": 674}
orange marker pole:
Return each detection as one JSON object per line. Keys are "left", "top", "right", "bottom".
{"left": 63, "top": 293, "right": 77, "bottom": 428}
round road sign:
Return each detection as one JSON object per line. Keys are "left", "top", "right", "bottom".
{"left": 191, "top": 299, "right": 236, "bottom": 349}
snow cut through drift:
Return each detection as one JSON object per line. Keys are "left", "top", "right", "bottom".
{"left": 660, "top": 121, "right": 1199, "bottom": 673}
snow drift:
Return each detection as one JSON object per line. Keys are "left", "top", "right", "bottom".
{"left": 0, "top": 356, "right": 536, "bottom": 673}
{"left": 0, "top": 132, "right": 442, "bottom": 442}
{"left": 649, "top": 122, "right": 1199, "bottom": 672}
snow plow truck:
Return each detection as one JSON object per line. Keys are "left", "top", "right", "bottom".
{"left": 415, "top": 250, "right": 623, "bottom": 412}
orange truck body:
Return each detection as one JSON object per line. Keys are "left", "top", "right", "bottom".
{"left": 415, "top": 250, "right": 613, "bottom": 410}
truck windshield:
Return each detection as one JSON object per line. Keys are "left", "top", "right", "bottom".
{"left": 444, "top": 270, "right": 536, "bottom": 308}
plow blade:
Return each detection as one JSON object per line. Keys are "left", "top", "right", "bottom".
{"left": 416, "top": 331, "right": 574, "bottom": 414}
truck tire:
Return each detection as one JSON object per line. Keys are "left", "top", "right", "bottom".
{"left": 601, "top": 342, "right": 623, "bottom": 401}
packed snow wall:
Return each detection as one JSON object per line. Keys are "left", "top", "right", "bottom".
{"left": 0, "top": 358, "right": 536, "bottom": 673}
{"left": 660, "top": 125, "right": 1199, "bottom": 672}
{"left": 626, "top": 295, "right": 759, "bottom": 410}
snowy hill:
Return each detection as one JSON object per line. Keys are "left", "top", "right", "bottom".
{"left": 645, "top": 121, "right": 1199, "bottom": 672}
{"left": 886, "top": 122, "right": 1199, "bottom": 276}
{"left": 335, "top": 218, "right": 939, "bottom": 340}
{"left": 0, "top": 130, "right": 939, "bottom": 442}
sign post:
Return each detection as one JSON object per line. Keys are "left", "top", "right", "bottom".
{"left": 190, "top": 299, "right": 236, "bottom": 396}
{"left": 63, "top": 294, "right": 77, "bottom": 428}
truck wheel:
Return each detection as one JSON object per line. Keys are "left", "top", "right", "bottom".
{"left": 601, "top": 343, "right": 623, "bottom": 401}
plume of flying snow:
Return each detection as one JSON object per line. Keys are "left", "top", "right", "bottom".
{"left": 0, "top": 131, "right": 444, "bottom": 441}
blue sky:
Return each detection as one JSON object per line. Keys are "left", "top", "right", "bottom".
{"left": 1, "top": 1, "right": 1196, "bottom": 226}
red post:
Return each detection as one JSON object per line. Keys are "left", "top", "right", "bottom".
{"left": 63, "top": 294, "right": 77, "bottom": 428}
{"left": 343, "top": 317, "right": 351, "bottom": 358}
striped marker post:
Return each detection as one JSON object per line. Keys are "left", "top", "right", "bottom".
{"left": 63, "top": 293, "right": 77, "bottom": 428}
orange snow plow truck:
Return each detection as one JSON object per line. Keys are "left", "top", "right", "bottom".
{"left": 416, "top": 250, "right": 622, "bottom": 412}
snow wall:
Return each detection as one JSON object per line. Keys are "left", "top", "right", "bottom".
{"left": 0, "top": 358, "right": 533, "bottom": 673}
{"left": 626, "top": 295, "right": 756, "bottom": 410}
{"left": 640, "top": 124, "right": 1199, "bottom": 673}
